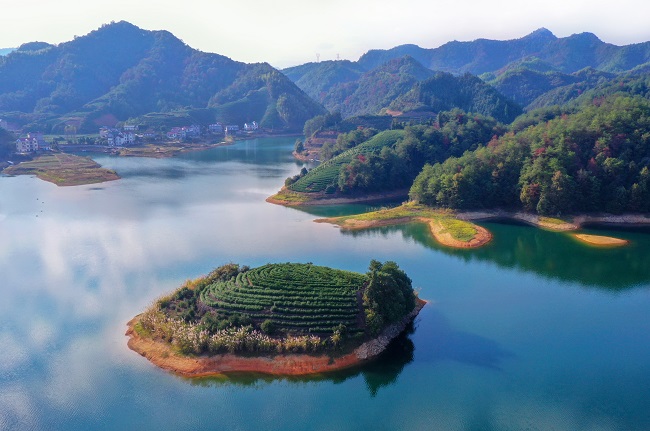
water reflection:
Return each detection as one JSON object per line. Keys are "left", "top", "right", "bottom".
{"left": 185, "top": 324, "right": 416, "bottom": 397}
{"left": 336, "top": 221, "right": 650, "bottom": 289}
{"left": 418, "top": 310, "right": 513, "bottom": 370}
{"left": 292, "top": 198, "right": 404, "bottom": 218}
{"left": 2, "top": 136, "right": 650, "bottom": 430}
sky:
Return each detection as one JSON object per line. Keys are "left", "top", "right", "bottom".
{"left": 2, "top": 0, "right": 650, "bottom": 68}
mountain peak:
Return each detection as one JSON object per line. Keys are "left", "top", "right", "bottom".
{"left": 567, "top": 32, "right": 602, "bottom": 43}
{"left": 525, "top": 28, "right": 557, "bottom": 40}
{"left": 16, "top": 41, "right": 53, "bottom": 52}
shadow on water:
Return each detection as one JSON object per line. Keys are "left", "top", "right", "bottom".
{"left": 184, "top": 323, "right": 417, "bottom": 397}
{"left": 416, "top": 309, "right": 514, "bottom": 370}
{"left": 338, "top": 221, "right": 650, "bottom": 290}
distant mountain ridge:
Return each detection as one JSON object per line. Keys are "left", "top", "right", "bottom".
{"left": 284, "top": 29, "right": 650, "bottom": 121}
{"left": 0, "top": 21, "right": 325, "bottom": 133}
{"left": 285, "top": 56, "right": 521, "bottom": 122}
{"left": 357, "top": 28, "right": 650, "bottom": 75}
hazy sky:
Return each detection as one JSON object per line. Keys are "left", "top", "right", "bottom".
{"left": 2, "top": 0, "right": 650, "bottom": 68}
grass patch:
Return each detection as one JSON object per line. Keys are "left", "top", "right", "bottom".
{"left": 269, "top": 189, "right": 312, "bottom": 203}
{"left": 321, "top": 202, "right": 487, "bottom": 247}
{"left": 133, "top": 321, "right": 151, "bottom": 338}
{"left": 437, "top": 217, "right": 477, "bottom": 242}
{"left": 539, "top": 216, "right": 569, "bottom": 225}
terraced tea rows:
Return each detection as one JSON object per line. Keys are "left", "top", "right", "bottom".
{"left": 200, "top": 263, "right": 368, "bottom": 333}
{"left": 288, "top": 130, "right": 404, "bottom": 193}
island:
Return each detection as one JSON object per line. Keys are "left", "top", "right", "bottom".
{"left": 126, "top": 261, "right": 425, "bottom": 377}
{"left": 2, "top": 153, "right": 119, "bottom": 186}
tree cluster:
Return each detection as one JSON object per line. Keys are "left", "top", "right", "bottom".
{"left": 363, "top": 260, "right": 415, "bottom": 336}
{"left": 410, "top": 95, "right": 650, "bottom": 215}
{"left": 335, "top": 109, "right": 505, "bottom": 194}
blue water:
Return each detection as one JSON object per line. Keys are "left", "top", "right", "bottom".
{"left": 1, "top": 137, "right": 649, "bottom": 430}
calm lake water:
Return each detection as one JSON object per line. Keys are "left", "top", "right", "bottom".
{"left": 1, "top": 137, "right": 649, "bottom": 431}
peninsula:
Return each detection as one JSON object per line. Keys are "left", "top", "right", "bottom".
{"left": 315, "top": 203, "right": 492, "bottom": 248}
{"left": 127, "top": 261, "right": 425, "bottom": 377}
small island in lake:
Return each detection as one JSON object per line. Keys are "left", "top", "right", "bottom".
{"left": 2, "top": 153, "right": 120, "bottom": 186}
{"left": 127, "top": 261, "right": 425, "bottom": 376}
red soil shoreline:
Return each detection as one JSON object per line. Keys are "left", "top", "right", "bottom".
{"left": 126, "top": 299, "right": 426, "bottom": 377}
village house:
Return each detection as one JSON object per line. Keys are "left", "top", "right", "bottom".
{"left": 123, "top": 124, "right": 137, "bottom": 132}
{"left": 225, "top": 125, "right": 240, "bottom": 135}
{"left": 99, "top": 126, "right": 113, "bottom": 139}
{"left": 166, "top": 125, "right": 202, "bottom": 140}
{"left": 15, "top": 132, "right": 46, "bottom": 153}
{"left": 183, "top": 125, "right": 201, "bottom": 137}
{"left": 16, "top": 137, "right": 38, "bottom": 153}
{"left": 143, "top": 130, "right": 158, "bottom": 140}
{"left": 166, "top": 127, "right": 183, "bottom": 140}
{"left": 100, "top": 127, "right": 134, "bottom": 146}
{"left": 208, "top": 123, "right": 224, "bottom": 134}
{"left": 243, "top": 121, "right": 258, "bottom": 131}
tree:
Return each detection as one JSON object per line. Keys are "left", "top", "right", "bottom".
{"left": 260, "top": 319, "right": 275, "bottom": 335}
{"left": 363, "top": 260, "right": 415, "bottom": 335}
{"left": 294, "top": 139, "right": 305, "bottom": 154}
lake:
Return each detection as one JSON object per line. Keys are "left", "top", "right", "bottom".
{"left": 1, "top": 137, "right": 649, "bottom": 430}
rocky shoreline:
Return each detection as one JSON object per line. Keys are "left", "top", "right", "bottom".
{"left": 266, "top": 188, "right": 408, "bottom": 206}
{"left": 126, "top": 299, "right": 426, "bottom": 377}
{"left": 456, "top": 210, "right": 650, "bottom": 231}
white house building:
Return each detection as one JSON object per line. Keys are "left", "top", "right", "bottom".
{"left": 208, "top": 123, "right": 224, "bottom": 134}
{"left": 243, "top": 121, "right": 258, "bottom": 131}
{"left": 225, "top": 125, "right": 240, "bottom": 135}
{"left": 15, "top": 132, "right": 45, "bottom": 153}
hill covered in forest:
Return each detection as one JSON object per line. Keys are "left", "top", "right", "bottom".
{"left": 285, "top": 56, "right": 521, "bottom": 121}
{"left": 410, "top": 95, "right": 650, "bottom": 215}
{"left": 0, "top": 21, "right": 325, "bottom": 133}
{"left": 284, "top": 29, "right": 650, "bottom": 125}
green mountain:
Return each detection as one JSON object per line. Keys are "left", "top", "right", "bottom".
{"left": 357, "top": 29, "right": 650, "bottom": 75}
{"left": 389, "top": 72, "right": 522, "bottom": 123}
{"left": 285, "top": 56, "right": 434, "bottom": 118}
{"left": 321, "top": 56, "right": 435, "bottom": 117}
{"left": 487, "top": 66, "right": 616, "bottom": 108}
{"left": 0, "top": 21, "right": 325, "bottom": 133}
{"left": 523, "top": 68, "right": 617, "bottom": 110}
{"left": 282, "top": 60, "right": 365, "bottom": 103}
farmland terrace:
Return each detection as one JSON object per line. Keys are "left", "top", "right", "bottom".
{"left": 126, "top": 262, "right": 425, "bottom": 376}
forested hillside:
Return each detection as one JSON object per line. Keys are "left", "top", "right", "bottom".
{"left": 389, "top": 72, "right": 522, "bottom": 123}
{"left": 284, "top": 29, "right": 650, "bottom": 128}
{"left": 410, "top": 95, "right": 650, "bottom": 215}
{"left": 287, "top": 110, "right": 506, "bottom": 195}
{"left": 0, "top": 21, "right": 325, "bottom": 133}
